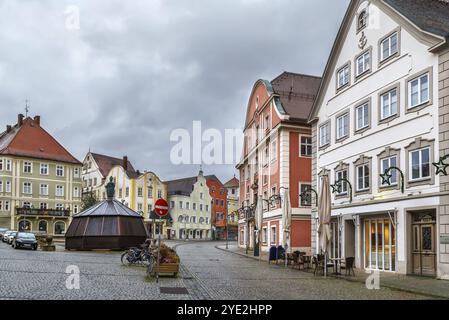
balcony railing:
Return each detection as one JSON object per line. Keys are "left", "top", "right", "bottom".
{"left": 16, "top": 208, "right": 70, "bottom": 218}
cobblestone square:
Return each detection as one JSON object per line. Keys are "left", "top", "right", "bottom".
{"left": 0, "top": 241, "right": 438, "bottom": 300}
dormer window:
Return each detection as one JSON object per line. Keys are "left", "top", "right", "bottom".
{"left": 357, "top": 10, "right": 367, "bottom": 31}
{"left": 256, "top": 96, "right": 259, "bottom": 109}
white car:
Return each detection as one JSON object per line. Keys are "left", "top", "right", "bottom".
{"left": 5, "top": 231, "right": 17, "bottom": 245}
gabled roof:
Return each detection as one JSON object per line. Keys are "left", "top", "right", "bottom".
{"left": 384, "top": 0, "right": 449, "bottom": 38}
{"left": 245, "top": 72, "right": 321, "bottom": 128}
{"left": 224, "top": 176, "right": 239, "bottom": 188}
{"left": 90, "top": 153, "right": 138, "bottom": 179}
{"left": 205, "top": 174, "right": 224, "bottom": 187}
{"left": 0, "top": 116, "right": 81, "bottom": 165}
{"left": 271, "top": 72, "right": 321, "bottom": 123}
{"left": 165, "top": 176, "right": 198, "bottom": 196}
{"left": 308, "top": 0, "right": 449, "bottom": 122}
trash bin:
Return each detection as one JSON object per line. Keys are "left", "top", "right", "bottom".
{"left": 269, "top": 246, "right": 277, "bottom": 263}
{"left": 276, "top": 245, "right": 285, "bottom": 260}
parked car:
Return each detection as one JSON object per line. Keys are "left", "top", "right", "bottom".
{"left": 0, "top": 228, "right": 9, "bottom": 240}
{"left": 5, "top": 231, "right": 17, "bottom": 244}
{"left": 2, "top": 231, "right": 14, "bottom": 243}
{"left": 12, "top": 232, "right": 38, "bottom": 250}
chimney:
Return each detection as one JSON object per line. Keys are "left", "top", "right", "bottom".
{"left": 33, "top": 115, "right": 40, "bottom": 126}
{"left": 6, "top": 125, "right": 12, "bottom": 133}
{"left": 123, "top": 156, "right": 128, "bottom": 171}
{"left": 18, "top": 114, "right": 24, "bottom": 126}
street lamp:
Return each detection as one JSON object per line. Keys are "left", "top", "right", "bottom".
{"left": 226, "top": 200, "right": 230, "bottom": 250}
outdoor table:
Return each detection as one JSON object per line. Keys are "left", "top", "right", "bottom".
{"left": 302, "top": 255, "right": 312, "bottom": 270}
{"left": 329, "top": 258, "right": 344, "bottom": 275}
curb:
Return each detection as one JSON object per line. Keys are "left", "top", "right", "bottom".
{"left": 215, "top": 245, "right": 449, "bottom": 300}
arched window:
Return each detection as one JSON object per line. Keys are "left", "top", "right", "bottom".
{"left": 178, "top": 216, "right": 183, "bottom": 223}
{"left": 38, "top": 220, "right": 48, "bottom": 233}
{"left": 18, "top": 220, "right": 31, "bottom": 232}
{"left": 54, "top": 221, "right": 66, "bottom": 235}
{"left": 358, "top": 10, "right": 367, "bottom": 31}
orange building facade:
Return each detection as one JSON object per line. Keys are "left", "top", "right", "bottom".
{"left": 236, "top": 72, "right": 321, "bottom": 254}
{"left": 206, "top": 176, "right": 228, "bottom": 240}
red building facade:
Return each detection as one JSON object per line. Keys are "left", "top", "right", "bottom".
{"left": 236, "top": 72, "right": 321, "bottom": 254}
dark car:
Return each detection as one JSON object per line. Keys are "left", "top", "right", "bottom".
{"left": 0, "top": 228, "right": 9, "bottom": 240}
{"left": 12, "top": 232, "right": 38, "bottom": 250}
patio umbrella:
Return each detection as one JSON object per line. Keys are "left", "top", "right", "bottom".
{"left": 255, "top": 195, "right": 263, "bottom": 260}
{"left": 318, "top": 175, "right": 332, "bottom": 276}
{"left": 282, "top": 188, "right": 292, "bottom": 268}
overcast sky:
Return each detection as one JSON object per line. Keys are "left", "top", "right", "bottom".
{"left": 0, "top": 0, "right": 349, "bottom": 182}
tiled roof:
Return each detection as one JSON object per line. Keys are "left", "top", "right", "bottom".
{"left": 271, "top": 72, "right": 321, "bottom": 123}
{"left": 74, "top": 199, "right": 143, "bottom": 217}
{"left": 166, "top": 176, "right": 198, "bottom": 196}
{"left": 0, "top": 116, "right": 81, "bottom": 164}
{"left": 384, "top": 0, "right": 449, "bottom": 38}
{"left": 91, "top": 153, "right": 138, "bottom": 179}
{"left": 224, "top": 177, "right": 239, "bottom": 188}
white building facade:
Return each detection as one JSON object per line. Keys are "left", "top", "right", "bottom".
{"left": 167, "top": 171, "right": 213, "bottom": 240}
{"left": 309, "top": 0, "right": 449, "bottom": 279}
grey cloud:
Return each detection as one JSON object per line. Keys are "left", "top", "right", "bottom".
{"left": 0, "top": 0, "right": 349, "bottom": 182}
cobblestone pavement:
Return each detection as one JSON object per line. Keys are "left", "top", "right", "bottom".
{"left": 176, "top": 241, "right": 436, "bottom": 300}
{"left": 0, "top": 240, "right": 437, "bottom": 300}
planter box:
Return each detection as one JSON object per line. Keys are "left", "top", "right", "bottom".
{"left": 152, "top": 263, "right": 179, "bottom": 277}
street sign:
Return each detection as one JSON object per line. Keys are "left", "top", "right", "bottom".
{"left": 154, "top": 198, "right": 169, "bottom": 218}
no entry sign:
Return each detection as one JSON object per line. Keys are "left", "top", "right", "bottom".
{"left": 154, "top": 198, "right": 169, "bottom": 218}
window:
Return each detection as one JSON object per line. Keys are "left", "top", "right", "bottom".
{"left": 410, "top": 148, "right": 430, "bottom": 181}
{"left": 40, "top": 184, "right": 49, "bottom": 196}
{"left": 380, "top": 88, "right": 398, "bottom": 120}
{"left": 22, "top": 202, "right": 31, "bottom": 208}
{"left": 23, "top": 182, "right": 32, "bottom": 195}
{"left": 212, "top": 186, "right": 216, "bottom": 193}
{"left": 40, "top": 164, "right": 48, "bottom": 175}
{"left": 0, "top": 181, "right": 2, "bottom": 192}
{"left": 337, "top": 64, "right": 350, "bottom": 89}
{"left": 73, "top": 205, "right": 79, "bottom": 214}
{"left": 335, "top": 170, "right": 348, "bottom": 195}
{"left": 270, "top": 139, "right": 277, "bottom": 162}
{"left": 336, "top": 113, "right": 349, "bottom": 140}
{"left": 56, "top": 185, "right": 64, "bottom": 197}
{"left": 23, "top": 161, "right": 32, "bottom": 173}
{"left": 74, "top": 168, "right": 80, "bottom": 178}
{"left": 357, "top": 10, "right": 367, "bottom": 30}
{"left": 200, "top": 193, "right": 203, "bottom": 200}
{"left": 200, "top": 204, "right": 203, "bottom": 211}
{"left": 74, "top": 187, "right": 80, "bottom": 198}
{"left": 262, "top": 227, "right": 268, "bottom": 244}
{"left": 40, "top": 203, "right": 48, "bottom": 210}
{"left": 54, "top": 221, "right": 66, "bottom": 235}
{"left": 5, "top": 181, "right": 11, "bottom": 193}
{"left": 0, "top": 159, "right": 2, "bottom": 170}
{"left": 356, "top": 50, "right": 370, "bottom": 77}
{"left": 206, "top": 205, "right": 209, "bottom": 211}
{"left": 5, "top": 160, "right": 11, "bottom": 171}
{"left": 264, "top": 115, "right": 270, "bottom": 132}
{"left": 138, "top": 187, "right": 143, "bottom": 197}
{"left": 356, "top": 165, "right": 370, "bottom": 191}
{"left": 4, "top": 201, "right": 9, "bottom": 211}
{"left": 39, "top": 220, "right": 48, "bottom": 232}
{"left": 179, "top": 201, "right": 183, "bottom": 209}
{"left": 215, "top": 199, "right": 219, "bottom": 206}
{"left": 408, "top": 73, "right": 429, "bottom": 109}
{"left": 356, "top": 102, "right": 370, "bottom": 131}
{"left": 300, "top": 184, "right": 312, "bottom": 207}
{"left": 126, "top": 187, "right": 130, "bottom": 197}
{"left": 148, "top": 204, "right": 152, "bottom": 212}
{"left": 319, "top": 122, "right": 330, "bottom": 147}
{"left": 271, "top": 226, "right": 276, "bottom": 244}
{"left": 380, "top": 31, "right": 398, "bottom": 62}
{"left": 301, "top": 137, "right": 312, "bottom": 157}
{"left": 56, "top": 204, "right": 64, "bottom": 211}
{"left": 381, "top": 156, "right": 398, "bottom": 186}
{"left": 119, "top": 188, "right": 123, "bottom": 198}
{"left": 186, "top": 202, "right": 190, "bottom": 210}
{"left": 193, "top": 203, "right": 197, "bottom": 210}
{"left": 56, "top": 165, "right": 64, "bottom": 177}
{"left": 170, "top": 201, "right": 175, "bottom": 209}
{"left": 0, "top": 201, "right": 3, "bottom": 211}
{"left": 157, "top": 190, "right": 162, "bottom": 198}
{"left": 137, "top": 203, "right": 143, "bottom": 212}
{"left": 147, "top": 186, "right": 153, "bottom": 199}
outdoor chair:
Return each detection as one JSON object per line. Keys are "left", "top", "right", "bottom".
{"left": 343, "top": 257, "right": 355, "bottom": 276}
{"left": 313, "top": 254, "right": 334, "bottom": 276}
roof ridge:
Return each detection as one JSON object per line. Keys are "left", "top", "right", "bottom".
{"left": 271, "top": 71, "right": 322, "bottom": 83}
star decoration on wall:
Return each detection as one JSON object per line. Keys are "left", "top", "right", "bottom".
{"left": 380, "top": 171, "right": 393, "bottom": 186}
{"left": 331, "top": 182, "right": 342, "bottom": 194}
{"left": 433, "top": 157, "right": 449, "bottom": 176}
